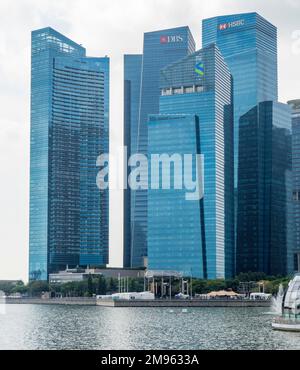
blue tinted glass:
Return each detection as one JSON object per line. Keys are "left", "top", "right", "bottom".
{"left": 29, "top": 28, "right": 109, "bottom": 280}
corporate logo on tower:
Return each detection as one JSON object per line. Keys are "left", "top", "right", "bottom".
{"left": 160, "top": 35, "right": 184, "bottom": 44}
{"left": 219, "top": 23, "right": 228, "bottom": 30}
{"left": 195, "top": 61, "right": 204, "bottom": 76}
{"left": 219, "top": 19, "right": 245, "bottom": 30}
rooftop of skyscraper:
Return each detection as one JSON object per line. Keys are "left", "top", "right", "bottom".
{"left": 202, "top": 11, "right": 276, "bottom": 29}
{"left": 32, "top": 26, "right": 86, "bottom": 55}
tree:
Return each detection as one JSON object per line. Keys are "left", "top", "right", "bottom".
{"left": 97, "top": 276, "right": 107, "bottom": 295}
{"left": 191, "top": 279, "right": 207, "bottom": 294}
{"left": 205, "top": 279, "right": 226, "bottom": 293}
{"left": 225, "top": 278, "right": 240, "bottom": 291}
{"left": 107, "top": 277, "right": 118, "bottom": 293}
{"left": 0, "top": 281, "right": 19, "bottom": 295}
{"left": 11, "top": 284, "right": 28, "bottom": 295}
{"left": 28, "top": 281, "right": 49, "bottom": 297}
{"left": 87, "top": 274, "right": 94, "bottom": 296}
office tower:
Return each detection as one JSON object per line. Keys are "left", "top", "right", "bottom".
{"left": 123, "top": 55, "right": 142, "bottom": 268}
{"left": 29, "top": 27, "right": 109, "bottom": 280}
{"left": 147, "top": 44, "right": 234, "bottom": 279}
{"left": 202, "top": 13, "right": 278, "bottom": 188}
{"left": 148, "top": 114, "right": 205, "bottom": 277}
{"left": 125, "top": 27, "right": 195, "bottom": 268}
{"left": 236, "top": 101, "right": 293, "bottom": 276}
{"left": 288, "top": 99, "right": 300, "bottom": 272}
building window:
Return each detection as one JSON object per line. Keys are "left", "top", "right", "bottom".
{"left": 195, "top": 85, "right": 204, "bottom": 92}
{"left": 173, "top": 87, "right": 183, "bottom": 95}
{"left": 293, "top": 191, "right": 300, "bottom": 201}
{"left": 161, "top": 88, "right": 172, "bottom": 96}
{"left": 184, "top": 86, "right": 194, "bottom": 94}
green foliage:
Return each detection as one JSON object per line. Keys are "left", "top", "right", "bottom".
{"left": 225, "top": 278, "right": 240, "bottom": 291}
{"left": 106, "top": 277, "right": 118, "bottom": 293}
{"left": 27, "top": 281, "right": 49, "bottom": 297}
{"left": 263, "top": 277, "right": 290, "bottom": 294}
{"left": 1, "top": 272, "right": 293, "bottom": 298}
{"left": 0, "top": 280, "right": 24, "bottom": 295}
{"left": 87, "top": 274, "right": 94, "bottom": 297}
{"left": 11, "top": 284, "right": 28, "bottom": 295}
{"left": 60, "top": 281, "right": 88, "bottom": 297}
{"left": 97, "top": 276, "right": 107, "bottom": 295}
{"left": 190, "top": 274, "right": 290, "bottom": 296}
{"left": 128, "top": 278, "right": 144, "bottom": 292}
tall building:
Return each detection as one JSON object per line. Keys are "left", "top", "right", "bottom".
{"left": 123, "top": 55, "right": 142, "bottom": 268}
{"left": 202, "top": 13, "right": 278, "bottom": 188}
{"left": 147, "top": 44, "right": 234, "bottom": 279}
{"left": 125, "top": 27, "right": 195, "bottom": 268}
{"left": 236, "top": 101, "right": 293, "bottom": 275}
{"left": 288, "top": 99, "right": 300, "bottom": 272}
{"left": 29, "top": 27, "right": 109, "bottom": 280}
{"left": 148, "top": 114, "right": 205, "bottom": 278}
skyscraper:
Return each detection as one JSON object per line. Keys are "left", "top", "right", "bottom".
{"left": 123, "top": 54, "right": 142, "bottom": 268}
{"left": 288, "top": 99, "right": 300, "bottom": 272}
{"left": 236, "top": 101, "right": 293, "bottom": 275}
{"left": 147, "top": 44, "right": 234, "bottom": 279}
{"left": 202, "top": 13, "right": 278, "bottom": 188}
{"left": 202, "top": 12, "right": 281, "bottom": 275}
{"left": 148, "top": 114, "right": 205, "bottom": 278}
{"left": 125, "top": 27, "right": 195, "bottom": 268}
{"left": 29, "top": 27, "right": 109, "bottom": 280}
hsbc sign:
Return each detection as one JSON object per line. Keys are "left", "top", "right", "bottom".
{"left": 160, "top": 35, "right": 184, "bottom": 44}
{"left": 219, "top": 19, "right": 245, "bottom": 30}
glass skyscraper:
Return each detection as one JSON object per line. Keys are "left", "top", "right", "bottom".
{"left": 148, "top": 114, "right": 205, "bottom": 278}
{"left": 125, "top": 27, "right": 195, "bottom": 268}
{"left": 123, "top": 54, "right": 142, "bottom": 268}
{"left": 202, "top": 13, "right": 278, "bottom": 188}
{"left": 288, "top": 99, "right": 300, "bottom": 272}
{"left": 236, "top": 101, "right": 293, "bottom": 275}
{"left": 29, "top": 27, "right": 109, "bottom": 280}
{"left": 202, "top": 12, "right": 284, "bottom": 276}
{"left": 147, "top": 44, "right": 234, "bottom": 279}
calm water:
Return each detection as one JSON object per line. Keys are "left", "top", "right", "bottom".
{"left": 0, "top": 304, "right": 299, "bottom": 350}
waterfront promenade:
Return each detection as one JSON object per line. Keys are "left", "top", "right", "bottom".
{"left": 6, "top": 297, "right": 271, "bottom": 308}
{"left": 6, "top": 297, "right": 96, "bottom": 305}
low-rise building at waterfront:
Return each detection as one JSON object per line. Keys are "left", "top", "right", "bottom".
{"left": 49, "top": 267, "right": 145, "bottom": 284}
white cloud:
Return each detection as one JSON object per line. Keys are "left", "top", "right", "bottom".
{"left": 0, "top": 0, "right": 299, "bottom": 280}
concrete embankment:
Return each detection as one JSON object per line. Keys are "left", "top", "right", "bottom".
{"left": 6, "top": 297, "right": 271, "bottom": 308}
{"left": 6, "top": 297, "right": 96, "bottom": 305}
{"left": 96, "top": 299, "right": 271, "bottom": 308}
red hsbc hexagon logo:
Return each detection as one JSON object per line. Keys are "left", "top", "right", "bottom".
{"left": 219, "top": 19, "right": 245, "bottom": 31}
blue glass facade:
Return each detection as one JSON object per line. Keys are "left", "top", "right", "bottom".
{"left": 129, "top": 27, "right": 195, "bottom": 268}
{"left": 29, "top": 27, "right": 109, "bottom": 280}
{"left": 202, "top": 13, "right": 278, "bottom": 188}
{"left": 148, "top": 114, "right": 206, "bottom": 277}
{"left": 288, "top": 99, "right": 300, "bottom": 272}
{"left": 79, "top": 56, "right": 110, "bottom": 267}
{"left": 123, "top": 55, "right": 142, "bottom": 267}
{"left": 236, "top": 101, "right": 293, "bottom": 275}
{"left": 147, "top": 45, "right": 234, "bottom": 279}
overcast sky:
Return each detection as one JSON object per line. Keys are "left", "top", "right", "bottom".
{"left": 0, "top": 0, "right": 299, "bottom": 281}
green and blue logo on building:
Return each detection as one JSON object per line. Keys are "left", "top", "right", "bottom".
{"left": 195, "top": 61, "right": 204, "bottom": 76}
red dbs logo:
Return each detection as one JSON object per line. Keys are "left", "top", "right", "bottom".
{"left": 219, "top": 23, "right": 228, "bottom": 30}
{"left": 160, "top": 36, "right": 168, "bottom": 43}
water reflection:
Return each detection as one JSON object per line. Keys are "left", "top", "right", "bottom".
{"left": 0, "top": 304, "right": 300, "bottom": 350}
